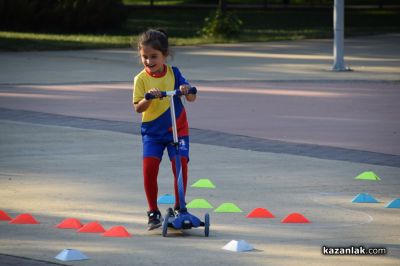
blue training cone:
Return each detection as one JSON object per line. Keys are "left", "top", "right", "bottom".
{"left": 386, "top": 198, "right": 400, "bottom": 208}
{"left": 352, "top": 193, "right": 378, "bottom": 203}
{"left": 157, "top": 194, "right": 175, "bottom": 204}
{"left": 55, "top": 249, "right": 89, "bottom": 261}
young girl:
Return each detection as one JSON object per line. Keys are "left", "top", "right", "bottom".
{"left": 133, "top": 29, "right": 196, "bottom": 230}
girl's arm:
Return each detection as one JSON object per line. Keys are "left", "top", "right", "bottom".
{"left": 173, "top": 67, "right": 196, "bottom": 102}
{"left": 134, "top": 98, "right": 151, "bottom": 113}
{"left": 134, "top": 88, "right": 162, "bottom": 113}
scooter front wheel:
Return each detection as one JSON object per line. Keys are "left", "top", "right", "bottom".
{"left": 162, "top": 209, "right": 172, "bottom": 237}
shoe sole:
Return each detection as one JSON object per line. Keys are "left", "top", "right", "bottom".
{"left": 147, "top": 222, "right": 162, "bottom": 231}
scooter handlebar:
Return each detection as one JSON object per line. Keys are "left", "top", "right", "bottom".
{"left": 145, "top": 87, "right": 197, "bottom": 100}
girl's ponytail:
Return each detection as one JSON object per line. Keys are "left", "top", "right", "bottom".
{"left": 156, "top": 29, "right": 168, "bottom": 39}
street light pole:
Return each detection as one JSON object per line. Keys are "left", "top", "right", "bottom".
{"left": 332, "top": 0, "right": 350, "bottom": 71}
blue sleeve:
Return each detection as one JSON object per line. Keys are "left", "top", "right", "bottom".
{"left": 172, "top": 66, "right": 190, "bottom": 91}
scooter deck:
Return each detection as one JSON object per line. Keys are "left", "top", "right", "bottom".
{"left": 162, "top": 208, "right": 210, "bottom": 237}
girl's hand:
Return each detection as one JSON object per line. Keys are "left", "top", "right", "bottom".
{"left": 148, "top": 88, "right": 162, "bottom": 98}
{"left": 180, "top": 84, "right": 196, "bottom": 102}
{"left": 179, "top": 84, "right": 190, "bottom": 95}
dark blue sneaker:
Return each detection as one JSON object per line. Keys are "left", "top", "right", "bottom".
{"left": 147, "top": 210, "right": 162, "bottom": 231}
{"left": 174, "top": 206, "right": 187, "bottom": 216}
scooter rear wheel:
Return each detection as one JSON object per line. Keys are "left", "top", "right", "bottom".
{"left": 204, "top": 213, "right": 210, "bottom": 237}
{"left": 162, "top": 209, "right": 172, "bottom": 237}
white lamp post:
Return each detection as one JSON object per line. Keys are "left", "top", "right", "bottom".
{"left": 332, "top": 0, "right": 350, "bottom": 71}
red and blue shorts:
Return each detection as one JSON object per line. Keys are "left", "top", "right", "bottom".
{"left": 143, "top": 135, "right": 189, "bottom": 161}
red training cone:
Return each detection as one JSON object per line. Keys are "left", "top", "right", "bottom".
{"left": 9, "top": 213, "right": 40, "bottom": 224}
{"left": 103, "top": 226, "right": 132, "bottom": 238}
{"left": 246, "top": 208, "right": 275, "bottom": 218}
{"left": 0, "top": 210, "right": 12, "bottom": 221}
{"left": 77, "top": 221, "right": 106, "bottom": 233}
{"left": 281, "top": 213, "right": 310, "bottom": 223}
{"left": 56, "top": 218, "right": 83, "bottom": 229}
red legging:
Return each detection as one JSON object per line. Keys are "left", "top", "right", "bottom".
{"left": 143, "top": 156, "right": 188, "bottom": 212}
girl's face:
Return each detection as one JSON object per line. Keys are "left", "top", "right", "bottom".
{"left": 140, "top": 45, "right": 167, "bottom": 74}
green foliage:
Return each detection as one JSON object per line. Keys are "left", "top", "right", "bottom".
{"left": 201, "top": 9, "right": 243, "bottom": 38}
{"left": 1, "top": 6, "right": 399, "bottom": 51}
{"left": 0, "top": 0, "right": 127, "bottom": 33}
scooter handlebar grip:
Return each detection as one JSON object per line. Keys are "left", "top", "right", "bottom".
{"left": 188, "top": 87, "right": 197, "bottom": 95}
{"left": 144, "top": 93, "right": 155, "bottom": 100}
{"left": 176, "top": 87, "right": 197, "bottom": 96}
{"left": 144, "top": 91, "right": 167, "bottom": 100}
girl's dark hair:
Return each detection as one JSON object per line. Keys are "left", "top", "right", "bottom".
{"left": 137, "top": 29, "right": 169, "bottom": 56}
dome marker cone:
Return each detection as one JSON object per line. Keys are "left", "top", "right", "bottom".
{"left": 386, "top": 198, "right": 400, "bottom": 208}
{"left": 55, "top": 249, "right": 88, "bottom": 261}
{"left": 186, "top": 198, "right": 213, "bottom": 209}
{"left": 0, "top": 210, "right": 12, "bottom": 221}
{"left": 352, "top": 193, "right": 378, "bottom": 203}
{"left": 246, "top": 208, "right": 275, "bottom": 218}
{"left": 281, "top": 213, "right": 310, "bottom": 223}
{"left": 222, "top": 240, "right": 254, "bottom": 252}
{"left": 56, "top": 218, "right": 83, "bottom": 229}
{"left": 9, "top": 213, "right": 40, "bottom": 224}
{"left": 77, "top": 221, "right": 105, "bottom": 233}
{"left": 103, "top": 226, "right": 132, "bottom": 238}
{"left": 191, "top": 179, "right": 216, "bottom": 188}
{"left": 214, "top": 203, "right": 242, "bottom": 213}
{"left": 355, "top": 171, "right": 381, "bottom": 181}
{"left": 157, "top": 194, "right": 175, "bottom": 204}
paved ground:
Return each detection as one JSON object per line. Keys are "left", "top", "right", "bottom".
{"left": 0, "top": 34, "right": 399, "bottom": 265}
{"left": 1, "top": 34, "right": 399, "bottom": 155}
{"left": 1, "top": 34, "right": 399, "bottom": 84}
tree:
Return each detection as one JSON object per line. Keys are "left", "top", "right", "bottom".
{"left": 201, "top": 0, "right": 243, "bottom": 38}
{"left": 0, "top": 0, "right": 127, "bottom": 32}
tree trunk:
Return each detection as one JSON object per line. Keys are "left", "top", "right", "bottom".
{"left": 283, "top": 0, "right": 290, "bottom": 8}
{"left": 218, "top": 0, "right": 227, "bottom": 14}
{"left": 263, "top": 0, "right": 268, "bottom": 9}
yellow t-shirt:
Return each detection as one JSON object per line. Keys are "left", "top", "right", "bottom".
{"left": 133, "top": 65, "right": 175, "bottom": 123}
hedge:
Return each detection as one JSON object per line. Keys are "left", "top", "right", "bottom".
{"left": 0, "top": 0, "right": 127, "bottom": 32}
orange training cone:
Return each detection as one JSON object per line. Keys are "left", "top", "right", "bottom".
{"left": 246, "top": 208, "right": 275, "bottom": 218}
{"left": 77, "top": 221, "right": 106, "bottom": 233}
{"left": 281, "top": 213, "right": 310, "bottom": 223}
{"left": 103, "top": 226, "right": 132, "bottom": 238}
{"left": 0, "top": 210, "right": 12, "bottom": 221}
{"left": 9, "top": 213, "right": 40, "bottom": 224}
{"left": 56, "top": 218, "right": 83, "bottom": 229}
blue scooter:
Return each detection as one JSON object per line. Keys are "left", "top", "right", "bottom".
{"left": 145, "top": 87, "right": 210, "bottom": 237}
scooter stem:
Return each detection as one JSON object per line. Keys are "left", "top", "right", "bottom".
{"left": 169, "top": 95, "right": 186, "bottom": 211}
{"left": 169, "top": 95, "right": 179, "bottom": 144}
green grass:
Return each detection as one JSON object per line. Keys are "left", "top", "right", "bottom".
{"left": 1, "top": 8, "right": 399, "bottom": 51}
{"left": 0, "top": 32, "right": 137, "bottom": 51}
